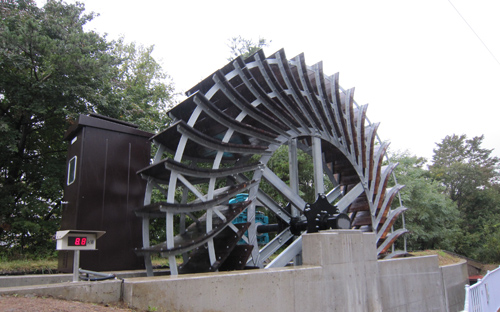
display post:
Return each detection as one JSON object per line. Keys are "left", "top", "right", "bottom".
{"left": 73, "top": 250, "right": 80, "bottom": 282}
{"left": 55, "top": 230, "right": 105, "bottom": 282}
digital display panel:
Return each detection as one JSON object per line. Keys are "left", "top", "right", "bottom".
{"left": 67, "top": 236, "right": 87, "bottom": 246}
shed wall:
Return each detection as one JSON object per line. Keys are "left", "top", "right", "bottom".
{"left": 59, "top": 115, "right": 152, "bottom": 272}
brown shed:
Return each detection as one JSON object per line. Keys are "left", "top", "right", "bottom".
{"left": 58, "top": 114, "right": 152, "bottom": 272}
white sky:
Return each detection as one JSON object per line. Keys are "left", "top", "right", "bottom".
{"left": 38, "top": 0, "right": 500, "bottom": 161}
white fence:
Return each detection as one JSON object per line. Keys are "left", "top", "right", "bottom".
{"left": 464, "top": 266, "right": 500, "bottom": 312}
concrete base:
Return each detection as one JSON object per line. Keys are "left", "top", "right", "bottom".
{"left": 123, "top": 266, "right": 324, "bottom": 311}
{"left": 0, "top": 280, "right": 122, "bottom": 304}
{"left": 442, "top": 261, "right": 470, "bottom": 312}
{"left": 379, "top": 255, "right": 446, "bottom": 312}
{"left": 0, "top": 231, "right": 468, "bottom": 311}
{"left": 0, "top": 269, "right": 168, "bottom": 288}
{"left": 0, "top": 274, "right": 73, "bottom": 288}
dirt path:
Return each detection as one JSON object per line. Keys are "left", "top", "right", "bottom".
{"left": 0, "top": 295, "right": 138, "bottom": 312}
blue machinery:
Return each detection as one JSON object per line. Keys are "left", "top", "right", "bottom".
{"left": 230, "top": 194, "right": 270, "bottom": 246}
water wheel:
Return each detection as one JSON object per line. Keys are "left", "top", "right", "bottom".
{"left": 135, "top": 49, "right": 408, "bottom": 276}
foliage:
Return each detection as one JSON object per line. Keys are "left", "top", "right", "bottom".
{"left": 430, "top": 134, "right": 499, "bottom": 209}
{"left": 0, "top": 0, "right": 174, "bottom": 257}
{"left": 429, "top": 134, "right": 500, "bottom": 262}
{"left": 260, "top": 144, "right": 333, "bottom": 220}
{"left": 389, "top": 152, "right": 460, "bottom": 251}
{"left": 0, "top": 0, "right": 115, "bottom": 256}
{"left": 479, "top": 213, "right": 500, "bottom": 263}
{"left": 102, "top": 37, "right": 175, "bottom": 133}
{"left": 227, "top": 35, "right": 271, "bottom": 61}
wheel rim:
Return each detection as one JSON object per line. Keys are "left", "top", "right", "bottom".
{"left": 136, "top": 49, "right": 408, "bottom": 275}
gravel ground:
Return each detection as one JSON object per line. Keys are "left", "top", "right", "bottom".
{"left": 0, "top": 295, "right": 138, "bottom": 312}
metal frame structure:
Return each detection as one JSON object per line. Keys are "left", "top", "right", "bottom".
{"left": 135, "top": 49, "right": 408, "bottom": 276}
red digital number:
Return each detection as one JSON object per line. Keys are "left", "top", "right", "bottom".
{"left": 68, "top": 236, "right": 88, "bottom": 247}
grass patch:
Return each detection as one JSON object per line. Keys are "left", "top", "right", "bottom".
{"left": 0, "top": 257, "right": 58, "bottom": 274}
{"left": 151, "top": 256, "right": 169, "bottom": 267}
{"left": 0, "top": 254, "right": 184, "bottom": 275}
{"left": 151, "top": 255, "right": 184, "bottom": 267}
{"left": 410, "top": 250, "right": 462, "bottom": 266}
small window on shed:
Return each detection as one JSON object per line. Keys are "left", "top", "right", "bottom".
{"left": 67, "top": 156, "right": 77, "bottom": 186}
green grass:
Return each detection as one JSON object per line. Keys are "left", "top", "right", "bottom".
{"left": 0, "top": 257, "right": 58, "bottom": 274}
{"left": 151, "top": 255, "right": 184, "bottom": 267}
{"left": 0, "top": 255, "right": 182, "bottom": 274}
{"left": 410, "top": 250, "right": 462, "bottom": 266}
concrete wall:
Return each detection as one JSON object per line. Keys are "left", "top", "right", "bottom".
{"left": 379, "top": 256, "right": 447, "bottom": 312}
{"left": 441, "top": 261, "right": 469, "bottom": 312}
{"left": 0, "top": 231, "right": 468, "bottom": 312}
{"left": 301, "top": 230, "right": 383, "bottom": 311}
{"left": 124, "top": 231, "right": 382, "bottom": 312}
{"left": 123, "top": 266, "right": 323, "bottom": 312}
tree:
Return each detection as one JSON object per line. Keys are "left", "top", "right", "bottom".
{"left": 390, "top": 152, "right": 460, "bottom": 251}
{"left": 227, "top": 36, "right": 271, "bottom": 61}
{"left": 101, "top": 37, "right": 175, "bottom": 133}
{"left": 430, "top": 134, "right": 500, "bottom": 261}
{"left": 0, "top": 0, "right": 116, "bottom": 256}
{"left": 262, "top": 145, "right": 320, "bottom": 205}
{"left": 0, "top": 0, "right": 174, "bottom": 257}
{"left": 430, "top": 134, "right": 499, "bottom": 209}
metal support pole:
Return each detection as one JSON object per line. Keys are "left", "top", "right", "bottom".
{"left": 288, "top": 138, "right": 300, "bottom": 217}
{"left": 73, "top": 250, "right": 80, "bottom": 282}
{"left": 288, "top": 138, "right": 302, "bottom": 266}
{"left": 312, "top": 136, "right": 324, "bottom": 195}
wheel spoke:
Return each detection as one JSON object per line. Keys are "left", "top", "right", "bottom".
{"left": 257, "top": 227, "right": 294, "bottom": 265}
{"left": 262, "top": 166, "right": 307, "bottom": 210}
{"left": 326, "top": 186, "right": 342, "bottom": 204}
{"left": 337, "top": 182, "right": 364, "bottom": 213}
{"left": 256, "top": 189, "right": 292, "bottom": 224}
{"left": 265, "top": 236, "right": 302, "bottom": 269}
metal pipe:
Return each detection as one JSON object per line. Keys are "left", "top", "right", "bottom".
{"left": 257, "top": 224, "right": 280, "bottom": 234}
{"left": 78, "top": 268, "right": 116, "bottom": 281}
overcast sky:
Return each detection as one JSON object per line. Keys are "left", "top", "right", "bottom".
{"left": 38, "top": 0, "right": 500, "bottom": 161}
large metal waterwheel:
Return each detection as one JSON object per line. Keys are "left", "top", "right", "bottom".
{"left": 135, "top": 49, "right": 408, "bottom": 276}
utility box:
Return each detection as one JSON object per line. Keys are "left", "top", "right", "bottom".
{"left": 58, "top": 114, "right": 152, "bottom": 272}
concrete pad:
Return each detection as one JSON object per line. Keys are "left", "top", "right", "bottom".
{"left": 0, "top": 279, "right": 122, "bottom": 304}
{"left": 0, "top": 274, "right": 72, "bottom": 288}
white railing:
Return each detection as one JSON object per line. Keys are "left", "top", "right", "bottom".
{"left": 464, "top": 266, "right": 500, "bottom": 312}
